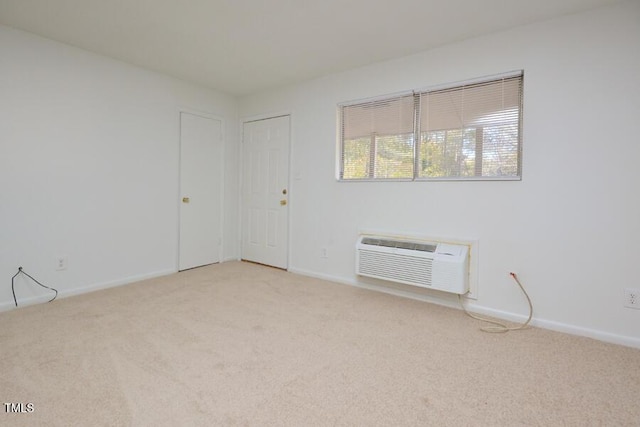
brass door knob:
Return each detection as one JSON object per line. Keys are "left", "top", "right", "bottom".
{"left": 182, "top": 197, "right": 190, "bottom": 203}
{"left": 280, "top": 199, "right": 287, "bottom": 206}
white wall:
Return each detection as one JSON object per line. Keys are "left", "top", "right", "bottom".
{"left": 0, "top": 25, "right": 239, "bottom": 309}
{"left": 239, "top": 1, "right": 640, "bottom": 347}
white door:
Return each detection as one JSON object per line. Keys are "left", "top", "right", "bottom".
{"left": 179, "top": 112, "right": 223, "bottom": 271}
{"left": 241, "top": 115, "right": 290, "bottom": 269}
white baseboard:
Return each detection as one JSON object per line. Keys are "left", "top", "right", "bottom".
{"left": 0, "top": 294, "right": 53, "bottom": 311}
{"left": 288, "top": 267, "right": 640, "bottom": 350}
{"left": 62, "top": 268, "right": 176, "bottom": 298}
{"left": 468, "top": 304, "right": 640, "bottom": 349}
{"left": 289, "top": 267, "right": 462, "bottom": 310}
{"left": 0, "top": 268, "right": 176, "bottom": 313}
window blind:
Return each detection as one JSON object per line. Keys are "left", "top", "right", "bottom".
{"left": 417, "top": 75, "right": 522, "bottom": 179}
{"left": 340, "top": 94, "right": 415, "bottom": 179}
{"left": 338, "top": 71, "right": 523, "bottom": 181}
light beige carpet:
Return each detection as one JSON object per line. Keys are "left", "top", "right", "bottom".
{"left": 1, "top": 261, "right": 639, "bottom": 426}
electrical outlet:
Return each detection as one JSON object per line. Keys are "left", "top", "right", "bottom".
{"left": 624, "top": 288, "right": 639, "bottom": 309}
{"left": 56, "top": 256, "right": 67, "bottom": 271}
{"left": 321, "top": 247, "right": 329, "bottom": 259}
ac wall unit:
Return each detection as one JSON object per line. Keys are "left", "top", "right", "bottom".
{"left": 356, "top": 235, "right": 469, "bottom": 294}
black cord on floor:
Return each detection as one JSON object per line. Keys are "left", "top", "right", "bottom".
{"left": 11, "top": 267, "right": 58, "bottom": 307}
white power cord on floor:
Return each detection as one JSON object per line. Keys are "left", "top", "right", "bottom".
{"left": 458, "top": 272, "right": 533, "bottom": 333}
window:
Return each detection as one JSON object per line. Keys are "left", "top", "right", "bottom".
{"left": 339, "top": 72, "right": 523, "bottom": 181}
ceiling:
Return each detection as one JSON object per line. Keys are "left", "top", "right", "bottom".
{"left": 0, "top": 0, "right": 623, "bottom": 95}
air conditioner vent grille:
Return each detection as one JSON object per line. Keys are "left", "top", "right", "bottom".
{"left": 356, "top": 235, "right": 469, "bottom": 294}
{"left": 361, "top": 237, "right": 437, "bottom": 253}
{"left": 358, "top": 250, "right": 433, "bottom": 287}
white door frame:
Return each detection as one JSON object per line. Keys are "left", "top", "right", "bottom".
{"left": 239, "top": 112, "right": 292, "bottom": 269}
{"left": 177, "top": 109, "right": 226, "bottom": 271}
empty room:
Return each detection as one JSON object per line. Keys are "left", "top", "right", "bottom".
{"left": 1, "top": 0, "right": 639, "bottom": 425}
